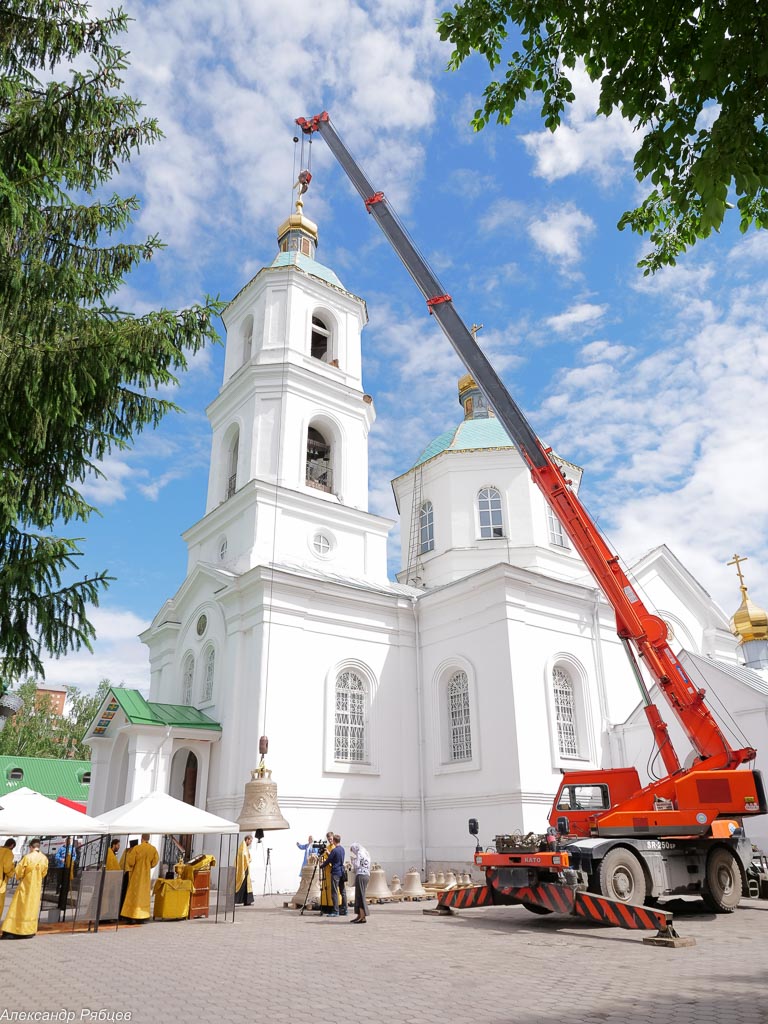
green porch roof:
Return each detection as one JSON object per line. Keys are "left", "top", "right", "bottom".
{"left": 106, "top": 690, "right": 221, "bottom": 731}
{"left": 0, "top": 755, "right": 91, "bottom": 802}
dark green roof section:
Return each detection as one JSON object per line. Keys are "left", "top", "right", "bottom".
{"left": 0, "top": 756, "right": 91, "bottom": 801}
{"left": 414, "top": 417, "right": 515, "bottom": 467}
{"left": 109, "top": 689, "right": 221, "bottom": 731}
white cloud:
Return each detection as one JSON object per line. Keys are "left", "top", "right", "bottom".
{"left": 528, "top": 203, "right": 596, "bottom": 268}
{"left": 479, "top": 198, "right": 526, "bottom": 233}
{"left": 39, "top": 607, "right": 151, "bottom": 695}
{"left": 521, "top": 64, "right": 639, "bottom": 186}
{"left": 546, "top": 302, "right": 607, "bottom": 334}
{"left": 112, "top": 0, "right": 447, "bottom": 253}
{"left": 535, "top": 254, "right": 768, "bottom": 611}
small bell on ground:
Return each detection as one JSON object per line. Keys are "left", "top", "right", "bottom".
{"left": 237, "top": 738, "right": 290, "bottom": 832}
{"left": 390, "top": 874, "right": 402, "bottom": 895}
{"left": 366, "top": 863, "right": 394, "bottom": 900}
{"left": 291, "top": 854, "right": 321, "bottom": 909}
{"left": 423, "top": 871, "right": 438, "bottom": 889}
{"left": 444, "top": 870, "right": 457, "bottom": 889}
{"left": 434, "top": 871, "right": 446, "bottom": 888}
{"left": 402, "top": 868, "right": 428, "bottom": 898}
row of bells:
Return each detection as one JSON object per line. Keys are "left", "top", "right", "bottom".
{"left": 291, "top": 861, "right": 475, "bottom": 907}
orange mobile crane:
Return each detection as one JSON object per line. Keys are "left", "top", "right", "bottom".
{"left": 297, "top": 112, "right": 767, "bottom": 936}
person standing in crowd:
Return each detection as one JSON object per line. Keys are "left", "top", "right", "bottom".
{"left": 349, "top": 842, "right": 371, "bottom": 924}
{"left": 105, "top": 839, "right": 122, "bottom": 870}
{"left": 321, "top": 833, "right": 346, "bottom": 917}
{"left": 1, "top": 838, "right": 48, "bottom": 939}
{"left": 235, "top": 834, "right": 254, "bottom": 906}
{"left": 120, "top": 833, "right": 159, "bottom": 923}
{"left": 319, "top": 832, "right": 335, "bottom": 914}
{"left": 296, "top": 835, "right": 314, "bottom": 876}
{"left": 0, "top": 839, "right": 16, "bottom": 917}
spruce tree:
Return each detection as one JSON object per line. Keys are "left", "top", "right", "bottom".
{"left": 0, "top": 2, "right": 222, "bottom": 682}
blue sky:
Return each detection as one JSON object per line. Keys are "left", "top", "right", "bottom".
{"left": 40, "top": 1, "right": 768, "bottom": 692}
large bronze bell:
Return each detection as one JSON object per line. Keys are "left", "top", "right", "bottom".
{"left": 237, "top": 764, "right": 290, "bottom": 832}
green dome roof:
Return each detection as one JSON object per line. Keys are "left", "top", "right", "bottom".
{"left": 270, "top": 251, "right": 344, "bottom": 289}
{"left": 414, "top": 417, "right": 515, "bottom": 467}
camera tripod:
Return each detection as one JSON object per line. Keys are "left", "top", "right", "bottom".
{"left": 263, "top": 846, "right": 273, "bottom": 897}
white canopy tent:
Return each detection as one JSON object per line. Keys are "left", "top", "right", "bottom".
{"left": 0, "top": 787, "right": 109, "bottom": 835}
{"left": 97, "top": 791, "right": 239, "bottom": 835}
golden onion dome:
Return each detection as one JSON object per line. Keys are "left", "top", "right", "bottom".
{"left": 728, "top": 554, "right": 768, "bottom": 642}
{"left": 731, "top": 589, "right": 768, "bottom": 642}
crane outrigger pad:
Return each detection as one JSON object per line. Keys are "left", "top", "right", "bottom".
{"left": 430, "top": 881, "right": 694, "bottom": 944}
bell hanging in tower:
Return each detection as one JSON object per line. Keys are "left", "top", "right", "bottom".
{"left": 237, "top": 735, "right": 290, "bottom": 833}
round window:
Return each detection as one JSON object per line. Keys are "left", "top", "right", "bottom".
{"left": 313, "top": 533, "right": 331, "bottom": 556}
{"left": 196, "top": 614, "right": 208, "bottom": 637}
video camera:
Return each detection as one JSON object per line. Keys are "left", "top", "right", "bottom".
{"left": 311, "top": 840, "right": 327, "bottom": 853}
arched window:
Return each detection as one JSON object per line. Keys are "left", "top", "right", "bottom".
{"left": 553, "top": 666, "right": 578, "bottom": 757}
{"left": 419, "top": 501, "right": 434, "bottom": 553}
{"left": 447, "top": 670, "right": 472, "bottom": 761}
{"left": 182, "top": 654, "right": 195, "bottom": 707}
{"left": 478, "top": 487, "right": 504, "bottom": 538}
{"left": 334, "top": 669, "right": 367, "bottom": 762}
{"left": 201, "top": 647, "right": 215, "bottom": 703}
{"left": 306, "top": 426, "right": 332, "bottom": 492}
{"left": 226, "top": 432, "right": 239, "bottom": 499}
{"left": 311, "top": 315, "right": 330, "bottom": 361}
{"left": 241, "top": 314, "right": 253, "bottom": 365}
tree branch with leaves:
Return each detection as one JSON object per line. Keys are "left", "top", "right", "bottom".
{"left": 438, "top": 0, "right": 768, "bottom": 272}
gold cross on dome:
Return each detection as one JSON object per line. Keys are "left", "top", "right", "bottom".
{"left": 727, "top": 553, "right": 748, "bottom": 588}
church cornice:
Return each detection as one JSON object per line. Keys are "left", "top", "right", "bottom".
{"left": 224, "top": 262, "right": 367, "bottom": 324}
{"left": 206, "top": 358, "right": 374, "bottom": 426}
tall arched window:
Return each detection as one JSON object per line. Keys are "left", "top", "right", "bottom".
{"left": 419, "top": 501, "right": 434, "bottom": 553}
{"left": 241, "top": 314, "right": 253, "bottom": 365}
{"left": 311, "top": 315, "right": 330, "bottom": 361}
{"left": 226, "top": 431, "right": 239, "bottom": 499}
{"left": 478, "top": 487, "right": 504, "bottom": 538}
{"left": 334, "top": 669, "right": 367, "bottom": 762}
{"left": 306, "top": 426, "right": 332, "bottom": 492}
{"left": 202, "top": 647, "right": 215, "bottom": 703}
{"left": 182, "top": 654, "right": 195, "bottom": 707}
{"left": 448, "top": 670, "right": 472, "bottom": 761}
{"left": 553, "top": 666, "right": 578, "bottom": 757}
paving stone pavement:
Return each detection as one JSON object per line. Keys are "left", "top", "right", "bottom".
{"left": 1, "top": 896, "right": 767, "bottom": 1024}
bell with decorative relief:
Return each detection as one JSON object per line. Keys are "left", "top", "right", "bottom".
{"left": 237, "top": 738, "right": 290, "bottom": 832}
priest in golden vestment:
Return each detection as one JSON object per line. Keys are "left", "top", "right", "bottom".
{"left": 120, "top": 834, "right": 159, "bottom": 921}
{"left": 105, "top": 838, "right": 122, "bottom": 870}
{"left": 235, "top": 834, "right": 254, "bottom": 906}
{"left": 1, "top": 838, "right": 48, "bottom": 939}
{"left": 0, "top": 839, "right": 17, "bottom": 916}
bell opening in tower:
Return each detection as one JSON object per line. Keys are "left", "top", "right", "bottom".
{"left": 306, "top": 427, "right": 332, "bottom": 492}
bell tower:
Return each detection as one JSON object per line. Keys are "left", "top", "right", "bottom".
{"left": 182, "top": 193, "right": 393, "bottom": 583}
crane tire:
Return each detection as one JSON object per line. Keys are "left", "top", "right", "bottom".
{"left": 598, "top": 847, "right": 647, "bottom": 905}
{"left": 521, "top": 902, "right": 553, "bottom": 915}
{"left": 702, "top": 848, "right": 742, "bottom": 913}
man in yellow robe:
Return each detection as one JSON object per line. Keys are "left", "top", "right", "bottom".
{"left": 234, "top": 834, "right": 254, "bottom": 906}
{"left": 120, "top": 833, "right": 158, "bottom": 922}
{"left": 0, "top": 839, "right": 17, "bottom": 916}
{"left": 1, "top": 838, "right": 48, "bottom": 939}
{"left": 106, "top": 838, "right": 122, "bottom": 870}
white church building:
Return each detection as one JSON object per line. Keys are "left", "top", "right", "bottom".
{"left": 86, "top": 202, "right": 768, "bottom": 891}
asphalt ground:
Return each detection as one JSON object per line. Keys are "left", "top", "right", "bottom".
{"left": 1, "top": 895, "right": 767, "bottom": 1024}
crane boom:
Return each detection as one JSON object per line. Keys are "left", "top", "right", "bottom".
{"left": 297, "top": 111, "right": 756, "bottom": 778}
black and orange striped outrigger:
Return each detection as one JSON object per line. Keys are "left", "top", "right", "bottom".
{"left": 429, "top": 866, "right": 691, "bottom": 945}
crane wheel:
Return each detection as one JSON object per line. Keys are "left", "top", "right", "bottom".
{"left": 702, "top": 848, "right": 742, "bottom": 913}
{"left": 598, "top": 848, "right": 647, "bottom": 905}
